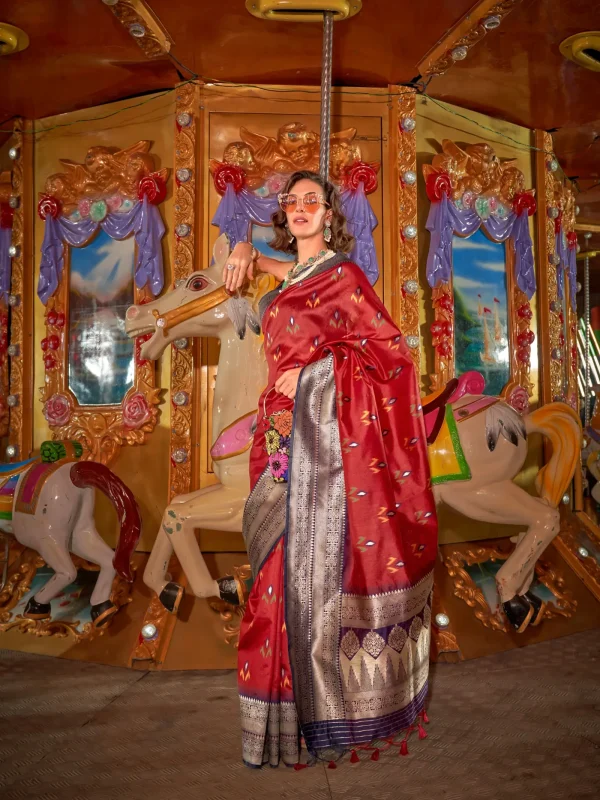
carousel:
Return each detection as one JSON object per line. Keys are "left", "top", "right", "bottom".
{"left": 0, "top": 0, "right": 599, "bottom": 677}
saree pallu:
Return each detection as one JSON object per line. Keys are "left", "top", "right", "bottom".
{"left": 239, "top": 261, "right": 437, "bottom": 768}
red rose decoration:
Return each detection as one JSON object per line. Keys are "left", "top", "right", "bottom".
{"left": 138, "top": 172, "right": 167, "bottom": 205}
{"left": 38, "top": 194, "right": 62, "bottom": 220}
{"left": 48, "top": 334, "right": 60, "bottom": 351}
{"left": 512, "top": 193, "right": 537, "bottom": 217}
{"left": 122, "top": 391, "right": 152, "bottom": 429}
{"left": 344, "top": 161, "right": 379, "bottom": 195}
{"left": 567, "top": 231, "right": 578, "bottom": 250}
{"left": 508, "top": 385, "right": 529, "bottom": 415}
{"left": 43, "top": 393, "right": 71, "bottom": 426}
{"left": 211, "top": 162, "right": 246, "bottom": 196}
{"left": 517, "top": 303, "right": 532, "bottom": 320}
{"left": 517, "top": 347, "right": 530, "bottom": 365}
{"left": 44, "top": 354, "right": 57, "bottom": 370}
{"left": 426, "top": 172, "right": 452, "bottom": 203}
{"left": 55, "top": 312, "right": 65, "bottom": 329}
{"left": 0, "top": 203, "right": 14, "bottom": 230}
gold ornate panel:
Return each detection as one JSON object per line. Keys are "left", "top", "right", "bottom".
{"left": 129, "top": 82, "right": 201, "bottom": 668}
{"left": 534, "top": 131, "right": 579, "bottom": 407}
{"left": 444, "top": 543, "right": 577, "bottom": 633}
{"left": 392, "top": 87, "right": 420, "bottom": 375}
{"left": 423, "top": 139, "right": 535, "bottom": 404}
{"left": 7, "top": 119, "right": 34, "bottom": 462}
{"left": 0, "top": 171, "right": 12, "bottom": 440}
{"left": 38, "top": 141, "right": 167, "bottom": 464}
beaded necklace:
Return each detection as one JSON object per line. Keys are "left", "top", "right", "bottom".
{"left": 281, "top": 249, "right": 334, "bottom": 289}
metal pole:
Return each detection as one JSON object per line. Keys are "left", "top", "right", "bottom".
{"left": 319, "top": 11, "right": 334, "bottom": 182}
{"left": 584, "top": 252, "right": 591, "bottom": 427}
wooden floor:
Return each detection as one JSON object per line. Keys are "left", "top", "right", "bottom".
{"left": 1, "top": 630, "right": 599, "bottom": 799}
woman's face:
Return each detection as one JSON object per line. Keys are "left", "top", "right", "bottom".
{"left": 285, "top": 178, "right": 332, "bottom": 243}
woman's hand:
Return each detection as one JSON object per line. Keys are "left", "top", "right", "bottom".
{"left": 223, "top": 242, "right": 256, "bottom": 292}
{"left": 274, "top": 367, "right": 302, "bottom": 399}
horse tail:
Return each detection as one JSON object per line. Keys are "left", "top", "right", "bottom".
{"left": 70, "top": 462, "right": 142, "bottom": 582}
{"left": 525, "top": 402, "right": 582, "bottom": 508}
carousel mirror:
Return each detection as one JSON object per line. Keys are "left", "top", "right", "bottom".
{"left": 67, "top": 230, "right": 136, "bottom": 407}
{"left": 37, "top": 140, "right": 167, "bottom": 464}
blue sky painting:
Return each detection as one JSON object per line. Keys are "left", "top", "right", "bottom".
{"left": 452, "top": 228, "right": 510, "bottom": 397}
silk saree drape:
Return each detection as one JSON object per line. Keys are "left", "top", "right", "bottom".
{"left": 239, "top": 259, "right": 437, "bottom": 767}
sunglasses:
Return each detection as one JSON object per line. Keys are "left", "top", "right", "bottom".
{"left": 277, "top": 191, "right": 329, "bottom": 214}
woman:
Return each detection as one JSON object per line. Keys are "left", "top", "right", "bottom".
{"left": 222, "top": 171, "right": 437, "bottom": 768}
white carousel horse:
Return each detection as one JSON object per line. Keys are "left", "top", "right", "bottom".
{"left": 0, "top": 455, "right": 141, "bottom": 627}
{"left": 126, "top": 234, "right": 581, "bottom": 632}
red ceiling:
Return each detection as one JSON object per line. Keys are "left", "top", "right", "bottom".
{"left": 1, "top": 0, "right": 599, "bottom": 224}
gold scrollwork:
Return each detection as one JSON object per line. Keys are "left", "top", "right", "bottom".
{"left": 444, "top": 543, "right": 576, "bottom": 633}
{"left": 0, "top": 545, "right": 133, "bottom": 640}
{"left": 419, "top": 1, "right": 525, "bottom": 77}
{"left": 395, "top": 88, "right": 419, "bottom": 375}
{"left": 208, "top": 564, "right": 253, "bottom": 648}
{"left": 102, "top": 0, "right": 173, "bottom": 60}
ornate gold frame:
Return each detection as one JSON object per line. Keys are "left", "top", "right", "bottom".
{"left": 391, "top": 87, "right": 420, "bottom": 376}
{"left": 7, "top": 119, "right": 34, "bottom": 461}
{"left": 444, "top": 543, "right": 577, "bottom": 633}
{"left": 0, "top": 171, "right": 12, "bottom": 439}
{"left": 554, "top": 513, "right": 600, "bottom": 603}
{"left": 38, "top": 142, "right": 166, "bottom": 465}
{"left": 102, "top": 0, "right": 173, "bottom": 59}
{"left": 534, "top": 131, "right": 578, "bottom": 407}
{"left": 423, "top": 140, "right": 534, "bottom": 399}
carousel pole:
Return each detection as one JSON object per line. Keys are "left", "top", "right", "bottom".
{"left": 319, "top": 11, "right": 334, "bottom": 181}
{"left": 584, "top": 232, "right": 593, "bottom": 427}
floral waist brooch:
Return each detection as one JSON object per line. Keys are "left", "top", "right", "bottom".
{"left": 265, "top": 409, "right": 293, "bottom": 482}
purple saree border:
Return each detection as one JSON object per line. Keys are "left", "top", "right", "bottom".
{"left": 303, "top": 681, "right": 428, "bottom": 751}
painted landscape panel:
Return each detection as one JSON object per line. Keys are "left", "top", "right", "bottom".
{"left": 452, "top": 229, "right": 510, "bottom": 397}
{"left": 68, "top": 229, "right": 135, "bottom": 406}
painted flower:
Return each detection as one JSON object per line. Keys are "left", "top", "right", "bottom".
{"left": 272, "top": 409, "right": 293, "bottom": 437}
{"left": 90, "top": 200, "right": 108, "bottom": 222}
{"left": 78, "top": 199, "right": 91, "bottom": 217}
{"left": 267, "top": 175, "right": 286, "bottom": 194}
{"left": 508, "top": 385, "right": 529, "bottom": 415}
{"left": 461, "top": 190, "right": 475, "bottom": 208}
{"left": 107, "top": 194, "right": 123, "bottom": 213}
{"left": 43, "top": 393, "right": 71, "bottom": 427}
{"left": 254, "top": 186, "right": 270, "bottom": 197}
{"left": 488, "top": 196, "right": 498, "bottom": 212}
{"left": 265, "top": 429, "right": 281, "bottom": 455}
{"left": 122, "top": 391, "right": 152, "bottom": 429}
{"left": 474, "top": 196, "right": 490, "bottom": 220}
{"left": 269, "top": 452, "right": 289, "bottom": 482}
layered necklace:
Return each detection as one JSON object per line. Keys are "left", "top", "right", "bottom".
{"left": 281, "top": 248, "right": 335, "bottom": 289}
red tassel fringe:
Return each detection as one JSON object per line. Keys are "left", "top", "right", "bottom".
{"left": 400, "top": 739, "right": 409, "bottom": 756}
{"left": 328, "top": 761, "right": 337, "bottom": 770}
{"left": 370, "top": 748, "right": 380, "bottom": 761}
{"left": 350, "top": 750, "right": 360, "bottom": 763}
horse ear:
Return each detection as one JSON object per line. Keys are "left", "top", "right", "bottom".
{"left": 213, "top": 233, "right": 231, "bottom": 272}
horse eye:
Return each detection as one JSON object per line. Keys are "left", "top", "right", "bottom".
{"left": 188, "top": 276, "right": 207, "bottom": 292}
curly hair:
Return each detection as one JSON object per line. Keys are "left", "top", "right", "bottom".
{"left": 269, "top": 170, "right": 354, "bottom": 256}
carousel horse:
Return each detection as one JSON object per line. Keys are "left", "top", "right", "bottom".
{"left": 126, "top": 234, "right": 581, "bottom": 634}
{"left": 0, "top": 443, "right": 141, "bottom": 627}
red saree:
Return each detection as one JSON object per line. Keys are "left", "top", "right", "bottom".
{"left": 239, "top": 258, "right": 437, "bottom": 767}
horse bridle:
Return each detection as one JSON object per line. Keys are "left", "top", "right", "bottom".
{"left": 152, "top": 284, "right": 233, "bottom": 335}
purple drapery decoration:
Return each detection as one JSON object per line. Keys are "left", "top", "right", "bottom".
{"left": 0, "top": 227, "right": 12, "bottom": 299}
{"left": 555, "top": 229, "right": 577, "bottom": 310}
{"left": 211, "top": 185, "right": 279, "bottom": 251}
{"left": 425, "top": 192, "right": 536, "bottom": 299}
{"left": 37, "top": 195, "right": 165, "bottom": 305}
{"left": 341, "top": 185, "right": 378, "bottom": 285}
{"left": 212, "top": 183, "right": 379, "bottom": 284}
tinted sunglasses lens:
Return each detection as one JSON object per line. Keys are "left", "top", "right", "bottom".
{"left": 279, "top": 194, "right": 297, "bottom": 212}
{"left": 302, "top": 193, "right": 319, "bottom": 213}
